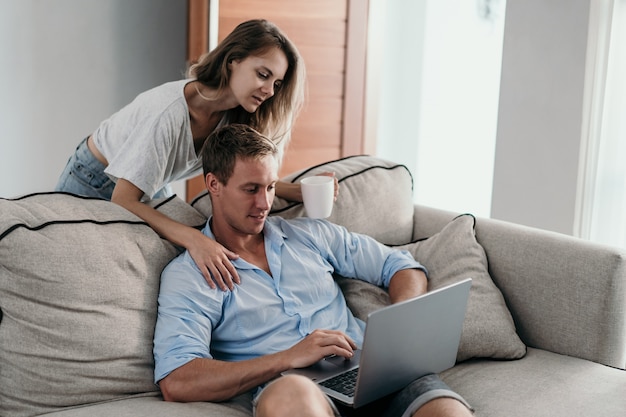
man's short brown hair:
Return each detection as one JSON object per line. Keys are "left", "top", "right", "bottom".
{"left": 201, "top": 124, "right": 278, "bottom": 185}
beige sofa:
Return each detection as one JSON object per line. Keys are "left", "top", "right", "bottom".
{"left": 1, "top": 156, "right": 625, "bottom": 417}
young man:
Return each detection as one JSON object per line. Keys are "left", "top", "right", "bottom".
{"left": 153, "top": 124, "right": 473, "bottom": 417}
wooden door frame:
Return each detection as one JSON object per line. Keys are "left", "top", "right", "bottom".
{"left": 342, "top": 0, "right": 371, "bottom": 156}
{"left": 187, "top": 0, "right": 209, "bottom": 62}
{"left": 185, "top": 0, "right": 210, "bottom": 201}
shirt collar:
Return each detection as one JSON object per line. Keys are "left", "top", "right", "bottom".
{"left": 202, "top": 216, "right": 288, "bottom": 269}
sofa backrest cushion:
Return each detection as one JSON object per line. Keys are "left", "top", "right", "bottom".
{"left": 0, "top": 193, "right": 203, "bottom": 417}
{"left": 191, "top": 155, "right": 415, "bottom": 245}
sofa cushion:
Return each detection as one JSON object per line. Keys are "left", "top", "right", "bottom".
{"left": 338, "top": 214, "right": 526, "bottom": 362}
{"left": 191, "top": 155, "right": 415, "bottom": 245}
{"left": 41, "top": 392, "right": 253, "bottom": 417}
{"left": 441, "top": 348, "right": 626, "bottom": 417}
{"left": 0, "top": 193, "right": 199, "bottom": 417}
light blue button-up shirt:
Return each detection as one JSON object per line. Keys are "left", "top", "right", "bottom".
{"left": 153, "top": 216, "right": 425, "bottom": 383}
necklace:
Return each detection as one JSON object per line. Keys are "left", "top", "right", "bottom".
{"left": 194, "top": 82, "right": 215, "bottom": 101}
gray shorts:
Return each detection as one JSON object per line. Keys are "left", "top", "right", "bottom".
{"left": 253, "top": 374, "right": 472, "bottom": 417}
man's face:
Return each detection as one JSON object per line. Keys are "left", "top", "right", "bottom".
{"left": 214, "top": 155, "right": 279, "bottom": 236}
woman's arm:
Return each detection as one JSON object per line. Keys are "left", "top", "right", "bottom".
{"left": 275, "top": 180, "right": 302, "bottom": 202}
{"left": 275, "top": 172, "right": 339, "bottom": 202}
{"left": 111, "top": 179, "right": 239, "bottom": 290}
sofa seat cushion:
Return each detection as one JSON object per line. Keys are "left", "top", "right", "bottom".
{"left": 0, "top": 193, "right": 201, "bottom": 417}
{"left": 40, "top": 392, "right": 252, "bottom": 417}
{"left": 192, "top": 155, "right": 415, "bottom": 245}
{"left": 441, "top": 347, "right": 626, "bottom": 417}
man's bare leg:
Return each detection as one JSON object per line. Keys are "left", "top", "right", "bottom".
{"left": 413, "top": 397, "right": 474, "bottom": 417}
{"left": 255, "top": 375, "right": 336, "bottom": 417}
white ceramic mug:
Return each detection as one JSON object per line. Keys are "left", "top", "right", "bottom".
{"left": 300, "top": 176, "right": 334, "bottom": 219}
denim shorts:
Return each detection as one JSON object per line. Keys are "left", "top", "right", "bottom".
{"left": 55, "top": 137, "right": 171, "bottom": 200}
{"left": 252, "top": 374, "right": 472, "bottom": 417}
{"left": 55, "top": 137, "right": 115, "bottom": 199}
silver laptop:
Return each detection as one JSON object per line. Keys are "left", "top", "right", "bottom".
{"left": 283, "top": 278, "right": 471, "bottom": 408}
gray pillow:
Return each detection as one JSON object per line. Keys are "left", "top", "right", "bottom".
{"left": 0, "top": 193, "right": 198, "bottom": 417}
{"left": 338, "top": 214, "right": 527, "bottom": 362}
{"left": 192, "top": 155, "right": 415, "bottom": 245}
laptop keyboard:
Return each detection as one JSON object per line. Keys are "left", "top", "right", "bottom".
{"left": 319, "top": 368, "right": 359, "bottom": 397}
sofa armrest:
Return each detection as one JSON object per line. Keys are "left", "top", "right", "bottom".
{"left": 413, "top": 204, "right": 626, "bottom": 370}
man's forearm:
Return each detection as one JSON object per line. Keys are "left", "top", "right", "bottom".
{"left": 158, "top": 327, "right": 358, "bottom": 403}
{"left": 159, "top": 354, "right": 287, "bottom": 402}
{"left": 387, "top": 268, "right": 428, "bottom": 304}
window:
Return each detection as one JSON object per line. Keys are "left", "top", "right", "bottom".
{"left": 579, "top": 0, "right": 626, "bottom": 248}
{"left": 368, "top": 0, "right": 506, "bottom": 217}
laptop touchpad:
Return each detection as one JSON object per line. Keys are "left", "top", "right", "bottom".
{"left": 324, "top": 351, "right": 361, "bottom": 368}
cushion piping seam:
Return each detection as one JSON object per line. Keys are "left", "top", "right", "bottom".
{"left": 0, "top": 191, "right": 107, "bottom": 202}
{"left": 286, "top": 154, "right": 372, "bottom": 181}
{"left": 152, "top": 194, "right": 178, "bottom": 210}
{"left": 273, "top": 164, "right": 413, "bottom": 215}
{"left": 0, "top": 219, "right": 149, "bottom": 241}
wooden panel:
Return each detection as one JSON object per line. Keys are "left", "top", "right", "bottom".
{"left": 281, "top": 147, "right": 341, "bottom": 175}
{"left": 299, "top": 98, "right": 343, "bottom": 123}
{"left": 187, "top": 175, "right": 206, "bottom": 202}
{"left": 218, "top": 0, "right": 346, "bottom": 19}
{"left": 291, "top": 124, "right": 342, "bottom": 146}
{"left": 296, "top": 45, "right": 344, "bottom": 73}
{"left": 307, "top": 72, "right": 344, "bottom": 98}
{"left": 218, "top": 17, "right": 346, "bottom": 48}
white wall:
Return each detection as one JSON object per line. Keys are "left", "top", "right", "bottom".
{"left": 491, "top": 0, "right": 592, "bottom": 234}
{"left": 0, "top": 0, "right": 187, "bottom": 198}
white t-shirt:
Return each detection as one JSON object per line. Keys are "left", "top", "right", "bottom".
{"left": 94, "top": 80, "right": 202, "bottom": 199}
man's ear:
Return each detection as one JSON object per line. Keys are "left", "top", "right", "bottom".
{"left": 205, "top": 173, "right": 222, "bottom": 196}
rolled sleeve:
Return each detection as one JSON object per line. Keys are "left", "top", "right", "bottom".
{"left": 380, "top": 249, "right": 428, "bottom": 288}
{"left": 153, "top": 253, "right": 222, "bottom": 383}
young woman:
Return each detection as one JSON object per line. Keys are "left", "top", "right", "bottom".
{"left": 56, "top": 19, "right": 317, "bottom": 290}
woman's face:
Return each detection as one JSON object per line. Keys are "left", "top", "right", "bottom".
{"left": 228, "top": 47, "right": 289, "bottom": 113}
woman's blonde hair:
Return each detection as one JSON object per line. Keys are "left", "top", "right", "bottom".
{"left": 188, "top": 19, "right": 306, "bottom": 154}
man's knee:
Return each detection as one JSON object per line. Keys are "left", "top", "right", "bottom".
{"left": 255, "top": 375, "right": 336, "bottom": 417}
{"left": 413, "top": 397, "right": 473, "bottom": 417}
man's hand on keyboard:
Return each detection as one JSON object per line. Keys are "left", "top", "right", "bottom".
{"left": 282, "top": 329, "right": 357, "bottom": 370}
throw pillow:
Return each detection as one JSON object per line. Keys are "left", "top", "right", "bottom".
{"left": 337, "top": 214, "right": 527, "bottom": 362}
{"left": 192, "top": 155, "right": 415, "bottom": 245}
